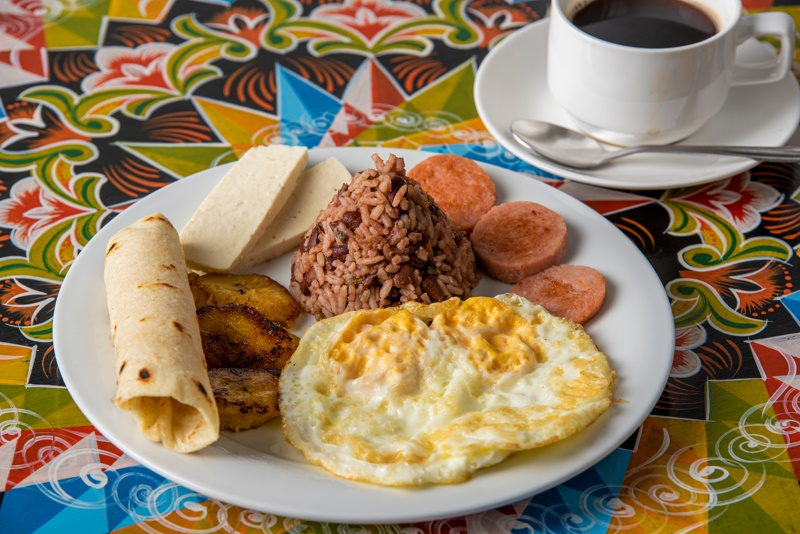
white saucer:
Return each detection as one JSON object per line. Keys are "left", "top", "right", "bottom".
{"left": 475, "top": 18, "right": 800, "bottom": 190}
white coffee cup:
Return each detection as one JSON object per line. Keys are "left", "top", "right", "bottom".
{"left": 547, "top": 0, "right": 796, "bottom": 146}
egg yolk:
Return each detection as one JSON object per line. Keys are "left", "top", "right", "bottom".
{"left": 432, "top": 297, "right": 543, "bottom": 375}
{"left": 326, "top": 297, "right": 544, "bottom": 399}
{"left": 328, "top": 309, "right": 429, "bottom": 396}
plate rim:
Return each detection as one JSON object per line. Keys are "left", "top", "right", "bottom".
{"left": 475, "top": 18, "right": 800, "bottom": 190}
{"left": 53, "top": 146, "right": 675, "bottom": 524}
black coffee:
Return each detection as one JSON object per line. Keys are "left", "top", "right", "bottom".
{"left": 571, "top": 0, "right": 717, "bottom": 48}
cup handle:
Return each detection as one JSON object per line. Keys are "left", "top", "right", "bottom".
{"left": 730, "top": 12, "right": 795, "bottom": 86}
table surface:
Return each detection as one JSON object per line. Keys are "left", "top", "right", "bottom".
{"left": 1, "top": 1, "right": 799, "bottom": 532}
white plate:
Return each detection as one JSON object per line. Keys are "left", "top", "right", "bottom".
{"left": 53, "top": 147, "right": 674, "bottom": 524}
{"left": 475, "top": 19, "right": 800, "bottom": 190}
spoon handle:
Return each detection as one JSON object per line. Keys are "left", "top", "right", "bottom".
{"left": 618, "top": 145, "right": 800, "bottom": 162}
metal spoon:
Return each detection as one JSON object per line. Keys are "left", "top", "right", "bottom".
{"left": 510, "top": 119, "right": 800, "bottom": 170}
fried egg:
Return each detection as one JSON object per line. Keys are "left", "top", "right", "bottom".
{"left": 279, "top": 294, "right": 615, "bottom": 485}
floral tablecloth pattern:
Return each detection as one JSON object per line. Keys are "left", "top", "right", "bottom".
{"left": 1, "top": 0, "right": 799, "bottom": 532}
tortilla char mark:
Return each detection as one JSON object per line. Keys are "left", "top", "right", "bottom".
{"left": 143, "top": 214, "right": 169, "bottom": 223}
{"left": 137, "top": 282, "right": 179, "bottom": 290}
{"left": 139, "top": 368, "right": 150, "bottom": 380}
{"left": 106, "top": 241, "right": 120, "bottom": 259}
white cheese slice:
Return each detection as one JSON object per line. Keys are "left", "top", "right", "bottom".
{"left": 235, "top": 157, "right": 352, "bottom": 271}
{"left": 179, "top": 145, "right": 308, "bottom": 272}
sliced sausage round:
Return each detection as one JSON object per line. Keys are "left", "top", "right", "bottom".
{"left": 511, "top": 264, "right": 606, "bottom": 324}
{"left": 408, "top": 154, "right": 496, "bottom": 233}
{"left": 470, "top": 201, "right": 567, "bottom": 283}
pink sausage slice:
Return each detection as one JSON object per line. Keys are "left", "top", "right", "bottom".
{"left": 408, "top": 154, "right": 496, "bottom": 233}
{"left": 511, "top": 264, "right": 606, "bottom": 324}
{"left": 470, "top": 201, "right": 567, "bottom": 283}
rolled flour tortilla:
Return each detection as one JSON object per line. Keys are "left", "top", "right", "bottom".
{"left": 104, "top": 212, "right": 219, "bottom": 453}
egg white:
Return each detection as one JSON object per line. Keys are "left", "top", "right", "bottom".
{"left": 279, "top": 294, "right": 615, "bottom": 486}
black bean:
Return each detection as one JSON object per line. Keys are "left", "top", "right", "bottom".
{"left": 301, "top": 270, "right": 314, "bottom": 295}
{"left": 331, "top": 244, "right": 348, "bottom": 261}
{"left": 410, "top": 252, "right": 426, "bottom": 269}
{"left": 324, "top": 255, "right": 335, "bottom": 271}
{"left": 387, "top": 175, "right": 406, "bottom": 204}
{"left": 422, "top": 276, "right": 444, "bottom": 302}
{"left": 341, "top": 211, "right": 362, "bottom": 230}
{"left": 301, "top": 224, "right": 321, "bottom": 252}
{"left": 388, "top": 287, "right": 401, "bottom": 302}
{"left": 393, "top": 265, "right": 413, "bottom": 287}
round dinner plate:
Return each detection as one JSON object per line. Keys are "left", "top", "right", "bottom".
{"left": 53, "top": 147, "right": 674, "bottom": 524}
{"left": 475, "top": 18, "right": 800, "bottom": 190}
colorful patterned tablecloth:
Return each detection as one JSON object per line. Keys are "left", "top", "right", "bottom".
{"left": 1, "top": 0, "right": 800, "bottom": 532}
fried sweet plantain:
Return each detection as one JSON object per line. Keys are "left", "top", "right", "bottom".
{"left": 188, "top": 272, "right": 210, "bottom": 308}
{"left": 198, "top": 304, "right": 299, "bottom": 370}
{"left": 209, "top": 368, "right": 280, "bottom": 432}
{"left": 189, "top": 272, "right": 300, "bottom": 326}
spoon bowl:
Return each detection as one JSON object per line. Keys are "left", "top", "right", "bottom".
{"left": 510, "top": 119, "right": 800, "bottom": 170}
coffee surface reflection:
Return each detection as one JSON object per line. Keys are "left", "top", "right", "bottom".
{"left": 571, "top": 0, "right": 717, "bottom": 48}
